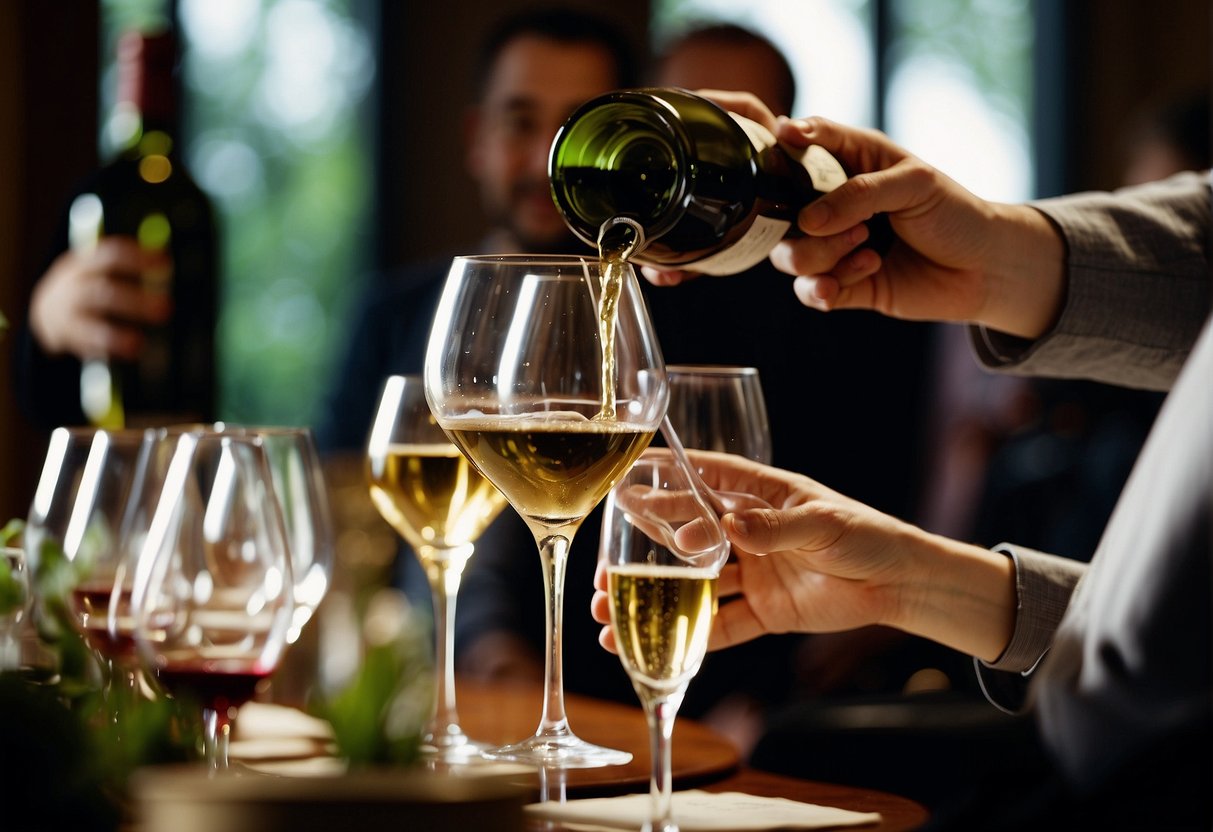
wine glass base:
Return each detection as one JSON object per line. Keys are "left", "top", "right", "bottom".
{"left": 421, "top": 734, "right": 493, "bottom": 765}
{"left": 482, "top": 733, "right": 633, "bottom": 769}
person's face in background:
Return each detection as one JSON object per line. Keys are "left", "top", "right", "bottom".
{"left": 466, "top": 35, "right": 620, "bottom": 253}
{"left": 656, "top": 38, "right": 794, "bottom": 116}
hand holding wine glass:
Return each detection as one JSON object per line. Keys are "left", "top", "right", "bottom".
{"left": 424, "top": 254, "right": 667, "bottom": 767}
{"left": 600, "top": 452, "right": 730, "bottom": 832}
{"left": 366, "top": 373, "right": 509, "bottom": 762}
{"left": 130, "top": 430, "right": 295, "bottom": 773}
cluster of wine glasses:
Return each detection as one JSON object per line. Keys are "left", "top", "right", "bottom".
{"left": 22, "top": 423, "right": 334, "bottom": 773}
{"left": 408, "top": 251, "right": 771, "bottom": 832}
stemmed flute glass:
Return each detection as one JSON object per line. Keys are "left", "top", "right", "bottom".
{"left": 366, "top": 373, "right": 509, "bottom": 761}
{"left": 600, "top": 452, "right": 730, "bottom": 832}
{"left": 130, "top": 429, "right": 295, "bottom": 773}
{"left": 424, "top": 254, "right": 667, "bottom": 767}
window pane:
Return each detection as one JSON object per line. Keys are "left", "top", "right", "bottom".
{"left": 651, "top": 0, "right": 875, "bottom": 127}
{"left": 885, "top": 0, "right": 1034, "bottom": 201}
{"left": 177, "top": 0, "right": 374, "bottom": 425}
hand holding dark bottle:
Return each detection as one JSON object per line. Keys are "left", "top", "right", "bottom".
{"left": 767, "top": 115, "right": 1066, "bottom": 339}
{"left": 33, "top": 28, "right": 219, "bottom": 429}
{"left": 29, "top": 237, "right": 172, "bottom": 362}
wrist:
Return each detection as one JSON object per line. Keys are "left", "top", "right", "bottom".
{"left": 887, "top": 527, "right": 1017, "bottom": 663}
{"left": 979, "top": 203, "right": 1066, "bottom": 339}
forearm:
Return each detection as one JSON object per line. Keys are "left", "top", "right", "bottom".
{"left": 885, "top": 527, "right": 1018, "bottom": 663}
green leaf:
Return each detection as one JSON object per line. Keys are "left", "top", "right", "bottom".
{"left": 0, "top": 518, "right": 24, "bottom": 547}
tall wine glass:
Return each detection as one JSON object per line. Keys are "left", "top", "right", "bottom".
{"left": 24, "top": 427, "right": 163, "bottom": 696}
{"left": 666, "top": 365, "right": 772, "bottom": 463}
{"left": 130, "top": 430, "right": 295, "bottom": 773}
{"left": 424, "top": 254, "right": 667, "bottom": 767}
{"left": 366, "top": 373, "right": 509, "bottom": 762}
{"left": 601, "top": 452, "right": 730, "bottom": 832}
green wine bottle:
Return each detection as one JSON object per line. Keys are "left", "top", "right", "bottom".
{"left": 549, "top": 87, "right": 888, "bottom": 274}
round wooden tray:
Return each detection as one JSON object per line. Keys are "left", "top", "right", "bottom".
{"left": 456, "top": 679, "right": 741, "bottom": 794}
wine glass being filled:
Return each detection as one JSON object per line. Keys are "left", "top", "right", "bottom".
{"left": 424, "top": 254, "right": 668, "bottom": 768}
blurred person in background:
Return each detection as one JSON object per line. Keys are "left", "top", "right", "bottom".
{"left": 314, "top": 6, "right": 639, "bottom": 688}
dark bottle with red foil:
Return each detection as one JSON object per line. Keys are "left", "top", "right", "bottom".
{"left": 71, "top": 29, "right": 218, "bottom": 427}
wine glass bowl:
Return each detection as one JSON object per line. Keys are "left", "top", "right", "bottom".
{"left": 424, "top": 254, "right": 667, "bottom": 767}
{"left": 165, "top": 422, "right": 335, "bottom": 647}
{"left": 24, "top": 426, "right": 164, "bottom": 688}
{"left": 366, "top": 373, "right": 509, "bottom": 761}
{"left": 601, "top": 452, "right": 729, "bottom": 832}
{"left": 666, "top": 365, "right": 772, "bottom": 464}
{"left": 130, "top": 430, "right": 295, "bottom": 772}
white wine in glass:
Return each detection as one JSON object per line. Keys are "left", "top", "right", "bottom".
{"left": 366, "top": 373, "right": 508, "bottom": 762}
{"left": 424, "top": 254, "right": 667, "bottom": 768}
{"left": 601, "top": 452, "right": 730, "bottom": 832}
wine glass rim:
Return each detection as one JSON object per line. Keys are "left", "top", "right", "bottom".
{"left": 668, "top": 364, "right": 760, "bottom": 377}
{"left": 453, "top": 253, "right": 602, "bottom": 266}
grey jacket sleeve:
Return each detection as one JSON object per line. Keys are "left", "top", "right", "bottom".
{"left": 965, "top": 171, "right": 1212, "bottom": 711}
{"left": 974, "top": 545, "right": 1088, "bottom": 713}
{"left": 971, "top": 170, "right": 1213, "bottom": 390}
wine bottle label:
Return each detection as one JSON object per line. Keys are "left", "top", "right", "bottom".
{"left": 690, "top": 216, "right": 791, "bottom": 275}
{"left": 791, "top": 144, "right": 848, "bottom": 193}
{"left": 684, "top": 112, "right": 792, "bottom": 275}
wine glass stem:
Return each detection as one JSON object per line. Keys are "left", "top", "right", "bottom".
{"left": 643, "top": 690, "right": 684, "bottom": 832}
{"left": 203, "top": 706, "right": 233, "bottom": 774}
{"left": 424, "top": 548, "right": 467, "bottom": 746}
{"left": 537, "top": 533, "right": 572, "bottom": 736}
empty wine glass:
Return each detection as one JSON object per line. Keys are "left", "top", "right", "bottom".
{"left": 600, "top": 452, "right": 730, "bottom": 832}
{"left": 168, "top": 423, "right": 335, "bottom": 646}
{"left": 130, "top": 429, "right": 295, "bottom": 773}
{"left": 366, "top": 373, "right": 509, "bottom": 762}
{"left": 666, "top": 365, "right": 772, "bottom": 463}
{"left": 424, "top": 254, "right": 667, "bottom": 767}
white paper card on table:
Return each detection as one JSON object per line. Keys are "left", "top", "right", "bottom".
{"left": 523, "top": 789, "right": 882, "bottom": 831}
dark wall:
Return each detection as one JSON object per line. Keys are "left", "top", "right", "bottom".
{"left": 0, "top": 4, "right": 99, "bottom": 527}
{"left": 1058, "top": 0, "right": 1211, "bottom": 192}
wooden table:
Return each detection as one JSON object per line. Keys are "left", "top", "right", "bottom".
{"left": 456, "top": 679, "right": 930, "bottom": 831}
{"left": 143, "top": 680, "right": 928, "bottom": 832}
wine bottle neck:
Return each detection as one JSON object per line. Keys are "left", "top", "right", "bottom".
{"left": 113, "top": 30, "right": 179, "bottom": 144}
